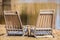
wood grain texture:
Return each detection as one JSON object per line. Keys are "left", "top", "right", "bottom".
{"left": 36, "top": 9, "right": 55, "bottom": 29}
{"left": 4, "top": 12, "right": 22, "bottom": 29}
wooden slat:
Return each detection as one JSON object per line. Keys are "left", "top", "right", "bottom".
{"left": 35, "top": 28, "right": 52, "bottom": 30}
{"left": 4, "top": 11, "right": 22, "bottom": 30}
{"left": 37, "top": 14, "right": 53, "bottom": 28}
{"left": 5, "top": 15, "right": 22, "bottom": 29}
{"left": 35, "top": 35, "right": 53, "bottom": 38}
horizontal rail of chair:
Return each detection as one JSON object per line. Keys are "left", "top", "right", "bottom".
{"left": 35, "top": 35, "right": 53, "bottom": 38}
{"left": 7, "top": 29, "right": 23, "bottom": 31}
{"left": 35, "top": 29, "right": 52, "bottom": 31}
{"left": 35, "top": 28, "right": 52, "bottom": 30}
{"left": 4, "top": 13, "right": 17, "bottom": 15}
{"left": 5, "top": 26, "right": 21, "bottom": 29}
{"left": 35, "top": 33, "right": 52, "bottom": 35}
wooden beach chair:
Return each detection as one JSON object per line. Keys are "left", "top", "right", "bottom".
{"left": 30, "top": 9, "right": 55, "bottom": 38}
{"left": 4, "top": 11, "right": 28, "bottom": 36}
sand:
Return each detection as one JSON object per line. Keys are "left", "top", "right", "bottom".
{"left": 0, "top": 25, "right": 60, "bottom": 40}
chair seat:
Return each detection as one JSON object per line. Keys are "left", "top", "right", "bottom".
{"left": 35, "top": 31, "right": 51, "bottom": 35}
{"left": 8, "top": 31, "right": 23, "bottom": 34}
{"left": 30, "top": 27, "right": 52, "bottom": 36}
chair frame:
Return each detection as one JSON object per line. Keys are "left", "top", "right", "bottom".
{"left": 4, "top": 11, "right": 27, "bottom": 36}
{"left": 30, "top": 9, "right": 55, "bottom": 38}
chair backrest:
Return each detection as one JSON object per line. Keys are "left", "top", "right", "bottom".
{"left": 4, "top": 11, "right": 23, "bottom": 30}
{"left": 36, "top": 9, "right": 55, "bottom": 28}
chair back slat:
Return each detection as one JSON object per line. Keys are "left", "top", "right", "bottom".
{"left": 36, "top": 10, "right": 54, "bottom": 28}
{"left": 4, "top": 11, "right": 22, "bottom": 31}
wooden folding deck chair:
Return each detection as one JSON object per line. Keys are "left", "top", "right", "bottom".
{"left": 4, "top": 11, "right": 28, "bottom": 36}
{"left": 30, "top": 9, "right": 55, "bottom": 38}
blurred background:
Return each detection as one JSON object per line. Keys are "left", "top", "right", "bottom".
{"left": 0, "top": 0, "right": 60, "bottom": 29}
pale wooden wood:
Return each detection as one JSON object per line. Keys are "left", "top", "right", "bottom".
{"left": 35, "top": 35, "right": 53, "bottom": 38}
{"left": 35, "top": 28, "right": 52, "bottom": 30}
{"left": 0, "top": 0, "right": 2, "bottom": 2}
{"left": 4, "top": 11, "right": 26, "bottom": 36}
{"left": 34, "top": 9, "right": 55, "bottom": 38}
{"left": 36, "top": 9, "right": 54, "bottom": 28}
